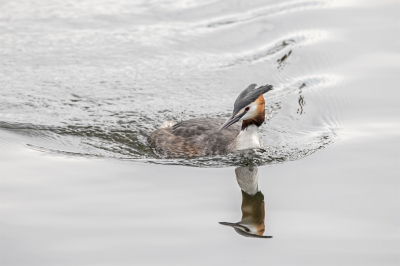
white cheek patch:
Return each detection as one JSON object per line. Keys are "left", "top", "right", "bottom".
{"left": 240, "top": 102, "right": 258, "bottom": 120}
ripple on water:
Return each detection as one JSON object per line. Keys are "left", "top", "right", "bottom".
{"left": 204, "top": 1, "right": 329, "bottom": 28}
{"left": 0, "top": 0, "right": 347, "bottom": 167}
{"left": 0, "top": 82, "right": 341, "bottom": 168}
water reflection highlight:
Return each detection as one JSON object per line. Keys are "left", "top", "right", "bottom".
{"left": 220, "top": 166, "right": 272, "bottom": 238}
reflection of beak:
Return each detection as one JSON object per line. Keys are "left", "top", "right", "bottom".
{"left": 219, "top": 222, "right": 243, "bottom": 229}
{"left": 219, "top": 112, "right": 247, "bottom": 131}
{"left": 219, "top": 222, "right": 273, "bottom": 238}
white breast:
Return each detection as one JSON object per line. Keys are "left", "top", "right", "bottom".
{"left": 229, "top": 125, "right": 263, "bottom": 152}
{"left": 235, "top": 166, "right": 259, "bottom": 195}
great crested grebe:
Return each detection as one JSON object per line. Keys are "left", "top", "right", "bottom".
{"left": 148, "top": 84, "right": 273, "bottom": 157}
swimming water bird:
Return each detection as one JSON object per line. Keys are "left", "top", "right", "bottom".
{"left": 148, "top": 84, "right": 273, "bottom": 157}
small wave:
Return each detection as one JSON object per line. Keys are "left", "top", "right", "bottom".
{"left": 217, "top": 30, "right": 329, "bottom": 68}
{"left": 206, "top": 0, "right": 328, "bottom": 28}
{"left": 220, "top": 40, "right": 295, "bottom": 68}
{"left": 272, "top": 73, "right": 342, "bottom": 99}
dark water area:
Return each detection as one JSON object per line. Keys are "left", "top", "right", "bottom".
{"left": 0, "top": 0, "right": 399, "bottom": 265}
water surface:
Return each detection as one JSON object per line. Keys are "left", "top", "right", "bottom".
{"left": 0, "top": 0, "right": 399, "bottom": 265}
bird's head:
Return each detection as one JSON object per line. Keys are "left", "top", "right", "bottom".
{"left": 219, "top": 84, "right": 273, "bottom": 131}
{"left": 219, "top": 222, "right": 272, "bottom": 238}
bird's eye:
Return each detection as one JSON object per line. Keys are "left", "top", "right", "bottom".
{"left": 245, "top": 107, "right": 250, "bottom": 111}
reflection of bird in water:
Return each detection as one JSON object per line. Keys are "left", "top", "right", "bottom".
{"left": 148, "top": 84, "right": 273, "bottom": 157}
{"left": 220, "top": 166, "right": 272, "bottom": 238}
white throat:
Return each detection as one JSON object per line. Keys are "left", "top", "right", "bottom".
{"left": 229, "top": 125, "right": 263, "bottom": 152}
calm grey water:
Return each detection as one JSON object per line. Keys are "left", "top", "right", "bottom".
{"left": 0, "top": 0, "right": 399, "bottom": 265}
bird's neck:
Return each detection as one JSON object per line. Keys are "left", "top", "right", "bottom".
{"left": 229, "top": 111, "right": 265, "bottom": 151}
{"left": 229, "top": 124, "right": 263, "bottom": 151}
{"left": 241, "top": 110, "right": 265, "bottom": 131}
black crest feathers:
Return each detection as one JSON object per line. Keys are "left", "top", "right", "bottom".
{"left": 232, "top": 84, "right": 273, "bottom": 116}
